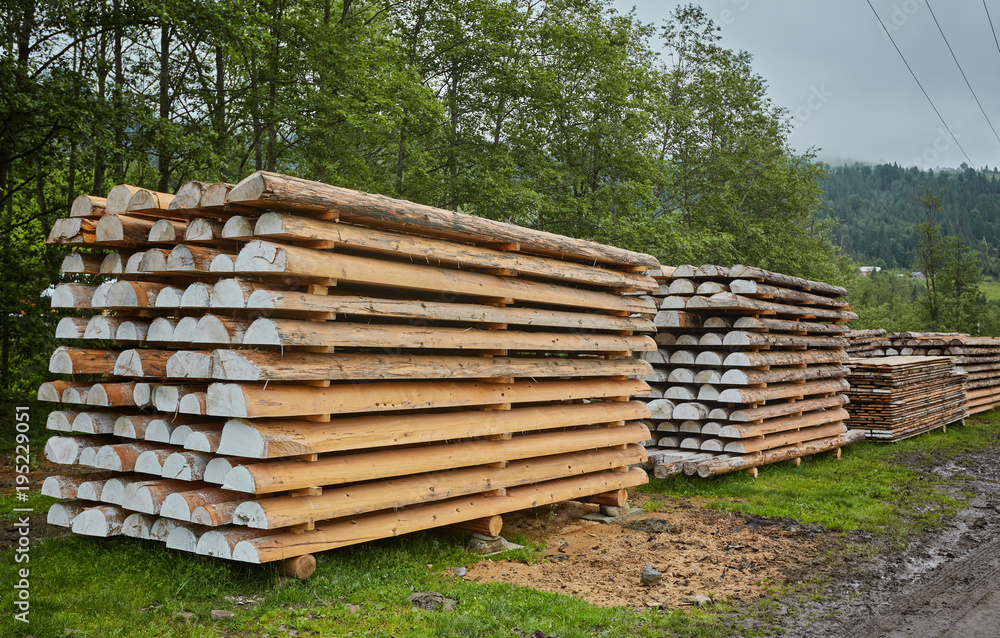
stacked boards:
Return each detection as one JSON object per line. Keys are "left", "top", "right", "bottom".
{"left": 844, "top": 329, "right": 888, "bottom": 357}
{"left": 42, "top": 171, "right": 660, "bottom": 574}
{"left": 844, "top": 356, "right": 967, "bottom": 440}
{"left": 844, "top": 332, "right": 1000, "bottom": 415}
{"left": 640, "top": 265, "right": 865, "bottom": 478}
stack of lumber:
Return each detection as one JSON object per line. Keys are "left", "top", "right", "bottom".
{"left": 41, "top": 171, "right": 660, "bottom": 575}
{"left": 638, "top": 265, "right": 866, "bottom": 479}
{"left": 844, "top": 329, "right": 888, "bottom": 357}
{"left": 844, "top": 332, "right": 1000, "bottom": 414}
{"left": 844, "top": 356, "right": 967, "bottom": 440}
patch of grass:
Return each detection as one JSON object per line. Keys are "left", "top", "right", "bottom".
{"left": 0, "top": 491, "right": 58, "bottom": 519}
{"left": 980, "top": 280, "right": 1000, "bottom": 303}
{"left": 638, "top": 415, "right": 1000, "bottom": 540}
{"left": 2, "top": 531, "right": 746, "bottom": 638}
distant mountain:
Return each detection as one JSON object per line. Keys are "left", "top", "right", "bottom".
{"left": 819, "top": 163, "right": 1000, "bottom": 277}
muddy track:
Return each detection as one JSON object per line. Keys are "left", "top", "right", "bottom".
{"left": 775, "top": 441, "right": 1000, "bottom": 638}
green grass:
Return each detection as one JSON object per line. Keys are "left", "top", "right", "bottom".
{"left": 980, "top": 280, "right": 1000, "bottom": 303}
{"left": 639, "top": 414, "right": 1000, "bottom": 539}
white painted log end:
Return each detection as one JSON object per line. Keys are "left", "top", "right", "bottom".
{"left": 179, "top": 392, "right": 208, "bottom": 415}
{"left": 44, "top": 436, "right": 80, "bottom": 464}
{"left": 77, "top": 446, "right": 99, "bottom": 467}
{"left": 203, "top": 457, "right": 235, "bottom": 484}
{"left": 220, "top": 465, "right": 256, "bottom": 493}
{"left": 55, "top": 317, "right": 86, "bottom": 339}
{"left": 231, "top": 502, "right": 267, "bottom": 528}
{"left": 192, "top": 315, "right": 233, "bottom": 345}
{"left": 211, "top": 350, "right": 260, "bottom": 381}
{"left": 76, "top": 480, "right": 104, "bottom": 501}
{"left": 133, "top": 450, "right": 166, "bottom": 476}
{"left": 152, "top": 386, "right": 182, "bottom": 414}
{"left": 122, "top": 483, "right": 159, "bottom": 514}
{"left": 181, "top": 282, "right": 212, "bottom": 308}
{"left": 114, "top": 349, "right": 143, "bottom": 377}
{"left": 149, "top": 517, "right": 181, "bottom": 542}
{"left": 166, "top": 351, "right": 213, "bottom": 379}
{"left": 47, "top": 502, "right": 89, "bottom": 527}
{"left": 124, "top": 251, "right": 145, "bottom": 274}
{"left": 242, "top": 318, "right": 280, "bottom": 346}
{"left": 106, "top": 281, "right": 140, "bottom": 308}
{"left": 148, "top": 219, "right": 178, "bottom": 242}
{"left": 211, "top": 279, "right": 248, "bottom": 308}
{"left": 234, "top": 240, "right": 286, "bottom": 272}
{"left": 73, "top": 412, "right": 116, "bottom": 435}
{"left": 95, "top": 214, "right": 125, "bottom": 242}
{"left": 41, "top": 476, "right": 72, "bottom": 498}
{"left": 153, "top": 286, "right": 183, "bottom": 309}
{"left": 206, "top": 384, "right": 249, "bottom": 418}
{"left": 210, "top": 255, "right": 234, "bottom": 272}
{"left": 147, "top": 317, "right": 177, "bottom": 343}
{"left": 166, "top": 245, "right": 195, "bottom": 271}
{"left": 139, "top": 247, "right": 168, "bottom": 272}
{"left": 160, "top": 493, "right": 194, "bottom": 522}
{"left": 216, "top": 420, "right": 265, "bottom": 458}
{"left": 133, "top": 383, "right": 154, "bottom": 408}
{"left": 245, "top": 289, "right": 276, "bottom": 309}
{"left": 122, "top": 513, "right": 155, "bottom": 539}
{"left": 93, "top": 445, "right": 126, "bottom": 471}
{"left": 228, "top": 172, "right": 267, "bottom": 202}
{"left": 84, "top": 316, "right": 114, "bottom": 340}
{"left": 165, "top": 526, "right": 201, "bottom": 552}
{"left": 71, "top": 506, "right": 123, "bottom": 536}
{"left": 101, "top": 478, "right": 129, "bottom": 505}
{"left": 99, "top": 252, "right": 124, "bottom": 274}
{"left": 46, "top": 410, "right": 74, "bottom": 432}
{"left": 221, "top": 215, "right": 255, "bottom": 239}
{"left": 231, "top": 540, "right": 262, "bottom": 564}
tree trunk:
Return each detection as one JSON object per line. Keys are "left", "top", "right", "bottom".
{"left": 158, "top": 22, "right": 172, "bottom": 192}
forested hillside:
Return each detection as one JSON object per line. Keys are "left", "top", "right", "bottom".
{"left": 820, "top": 163, "right": 1000, "bottom": 277}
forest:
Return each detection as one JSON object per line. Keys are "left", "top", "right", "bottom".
{"left": 821, "top": 162, "right": 1000, "bottom": 277}
{"left": 2, "top": 0, "right": 847, "bottom": 424}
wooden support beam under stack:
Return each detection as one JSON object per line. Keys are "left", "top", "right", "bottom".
{"left": 638, "top": 264, "right": 866, "bottom": 478}
{"left": 42, "top": 171, "right": 661, "bottom": 575}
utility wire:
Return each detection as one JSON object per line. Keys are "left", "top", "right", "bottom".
{"left": 865, "top": 0, "right": 974, "bottom": 166}
{"left": 985, "top": 1, "right": 1000, "bottom": 58}
{"left": 927, "top": 0, "right": 1000, "bottom": 149}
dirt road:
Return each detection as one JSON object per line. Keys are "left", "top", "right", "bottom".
{"left": 782, "top": 445, "right": 1000, "bottom": 637}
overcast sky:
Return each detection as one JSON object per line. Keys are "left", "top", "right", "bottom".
{"left": 611, "top": 0, "right": 1000, "bottom": 170}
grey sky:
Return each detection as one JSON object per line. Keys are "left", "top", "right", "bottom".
{"left": 611, "top": 0, "right": 1000, "bottom": 170}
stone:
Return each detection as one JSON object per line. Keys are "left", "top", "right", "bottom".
{"left": 172, "top": 611, "right": 195, "bottom": 621}
{"left": 600, "top": 505, "right": 631, "bottom": 518}
{"left": 467, "top": 533, "right": 505, "bottom": 554}
{"left": 210, "top": 610, "right": 234, "bottom": 620}
{"left": 453, "top": 566, "right": 467, "bottom": 577}
{"left": 407, "top": 591, "right": 458, "bottom": 612}
{"left": 640, "top": 564, "right": 662, "bottom": 586}
{"left": 680, "top": 594, "right": 714, "bottom": 607}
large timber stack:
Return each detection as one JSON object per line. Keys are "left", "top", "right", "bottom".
{"left": 41, "top": 172, "right": 660, "bottom": 575}
{"left": 844, "top": 356, "right": 967, "bottom": 441}
{"left": 844, "top": 332, "right": 1000, "bottom": 415}
{"left": 640, "top": 265, "right": 866, "bottom": 479}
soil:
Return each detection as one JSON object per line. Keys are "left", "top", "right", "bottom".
{"left": 465, "top": 500, "right": 835, "bottom": 609}
{"left": 772, "top": 442, "right": 1000, "bottom": 638}
{"left": 466, "top": 435, "right": 1000, "bottom": 636}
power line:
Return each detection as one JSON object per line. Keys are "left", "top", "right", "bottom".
{"left": 985, "top": 0, "right": 1000, "bottom": 58}
{"left": 865, "top": 0, "right": 975, "bottom": 166}
{"left": 926, "top": 0, "right": 1000, "bottom": 150}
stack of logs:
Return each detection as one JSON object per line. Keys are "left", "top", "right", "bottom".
{"left": 845, "top": 332, "right": 1000, "bottom": 415}
{"left": 844, "top": 356, "right": 967, "bottom": 441}
{"left": 40, "top": 171, "right": 660, "bottom": 575}
{"left": 639, "top": 265, "right": 866, "bottom": 479}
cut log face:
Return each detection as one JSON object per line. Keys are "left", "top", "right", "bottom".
{"left": 72, "top": 194, "right": 108, "bottom": 218}
{"left": 71, "top": 505, "right": 127, "bottom": 536}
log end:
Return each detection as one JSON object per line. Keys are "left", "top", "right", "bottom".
{"left": 281, "top": 554, "right": 317, "bottom": 579}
